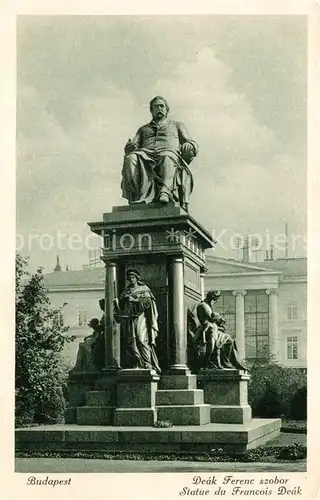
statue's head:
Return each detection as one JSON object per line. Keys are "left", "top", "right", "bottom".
{"left": 89, "top": 317, "right": 99, "bottom": 330}
{"left": 150, "top": 96, "right": 169, "bottom": 120}
{"left": 126, "top": 268, "right": 142, "bottom": 286}
{"left": 205, "top": 290, "right": 221, "bottom": 304}
{"left": 99, "top": 298, "right": 105, "bottom": 311}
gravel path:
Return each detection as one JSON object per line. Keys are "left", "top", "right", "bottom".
{"left": 15, "top": 457, "right": 306, "bottom": 473}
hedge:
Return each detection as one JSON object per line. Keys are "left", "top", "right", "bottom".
{"left": 248, "top": 362, "right": 307, "bottom": 420}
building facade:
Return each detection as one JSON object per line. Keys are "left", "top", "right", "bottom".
{"left": 44, "top": 256, "right": 307, "bottom": 369}
{"left": 204, "top": 256, "right": 307, "bottom": 369}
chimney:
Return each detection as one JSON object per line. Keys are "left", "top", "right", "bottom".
{"left": 285, "top": 222, "right": 289, "bottom": 259}
{"left": 242, "top": 237, "right": 250, "bottom": 263}
{"left": 54, "top": 255, "right": 62, "bottom": 272}
{"left": 243, "top": 246, "right": 250, "bottom": 263}
{"left": 270, "top": 245, "right": 275, "bottom": 260}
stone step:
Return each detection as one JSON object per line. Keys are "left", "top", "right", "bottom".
{"left": 157, "top": 404, "right": 211, "bottom": 425}
{"left": 114, "top": 408, "right": 157, "bottom": 426}
{"left": 156, "top": 389, "right": 204, "bottom": 406}
{"left": 76, "top": 406, "right": 114, "bottom": 425}
{"left": 85, "top": 391, "right": 110, "bottom": 407}
{"left": 159, "top": 374, "right": 197, "bottom": 390}
{"left": 16, "top": 418, "right": 282, "bottom": 453}
{"left": 210, "top": 404, "right": 252, "bottom": 425}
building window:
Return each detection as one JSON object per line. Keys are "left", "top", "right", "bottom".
{"left": 287, "top": 336, "right": 299, "bottom": 360}
{"left": 55, "top": 310, "right": 64, "bottom": 327}
{"left": 78, "top": 309, "right": 88, "bottom": 327}
{"left": 244, "top": 292, "right": 269, "bottom": 360}
{"left": 214, "top": 292, "right": 236, "bottom": 337}
{"left": 287, "top": 301, "right": 298, "bottom": 320}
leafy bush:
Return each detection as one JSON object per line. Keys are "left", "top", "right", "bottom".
{"left": 248, "top": 361, "right": 307, "bottom": 419}
{"left": 15, "top": 253, "right": 74, "bottom": 426}
{"left": 277, "top": 443, "right": 306, "bottom": 460}
{"left": 290, "top": 387, "right": 307, "bottom": 420}
{"left": 254, "top": 380, "right": 282, "bottom": 418}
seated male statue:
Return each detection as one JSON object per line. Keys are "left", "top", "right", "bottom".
{"left": 121, "top": 96, "right": 199, "bottom": 211}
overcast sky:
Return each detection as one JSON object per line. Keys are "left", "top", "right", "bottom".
{"left": 16, "top": 15, "right": 307, "bottom": 272}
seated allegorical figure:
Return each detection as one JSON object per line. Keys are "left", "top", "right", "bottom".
{"left": 71, "top": 300, "right": 105, "bottom": 372}
{"left": 188, "top": 290, "right": 248, "bottom": 371}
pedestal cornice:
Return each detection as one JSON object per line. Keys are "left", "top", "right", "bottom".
{"left": 88, "top": 203, "right": 216, "bottom": 255}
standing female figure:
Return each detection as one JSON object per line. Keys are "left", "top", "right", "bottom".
{"left": 114, "top": 269, "right": 161, "bottom": 373}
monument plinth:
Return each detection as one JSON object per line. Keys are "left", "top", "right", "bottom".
{"left": 114, "top": 369, "right": 160, "bottom": 426}
{"left": 198, "top": 369, "right": 252, "bottom": 425}
{"left": 18, "top": 95, "right": 281, "bottom": 453}
{"left": 87, "top": 202, "right": 214, "bottom": 426}
{"left": 89, "top": 202, "right": 214, "bottom": 375}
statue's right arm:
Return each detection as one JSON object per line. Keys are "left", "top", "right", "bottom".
{"left": 198, "top": 302, "right": 214, "bottom": 323}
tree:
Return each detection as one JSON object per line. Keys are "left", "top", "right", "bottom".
{"left": 15, "top": 253, "right": 74, "bottom": 426}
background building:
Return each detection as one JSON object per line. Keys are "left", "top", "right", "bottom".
{"left": 205, "top": 255, "right": 307, "bottom": 369}
{"left": 44, "top": 255, "right": 307, "bottom": 369}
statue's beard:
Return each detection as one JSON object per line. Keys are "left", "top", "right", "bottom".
{"left": 156, "top": 111, "right": 166, "bottom": 119}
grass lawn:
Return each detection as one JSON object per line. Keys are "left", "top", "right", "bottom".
{"left": 281, "top": 420, "right": 307, "bottom": 433}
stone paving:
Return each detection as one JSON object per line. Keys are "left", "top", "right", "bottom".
{"left": 15, "top": 457, "right": 306, "bottom": 473}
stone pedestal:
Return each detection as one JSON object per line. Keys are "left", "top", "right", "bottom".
{"left": 198, "top": 369, "right": 252, "bottom": 424}
{"left": 66, "top": 368, "right": 118, "bottom": 425}
{"left": 114, "top": 369, "right": 160, "bottom": 426}
{"left": 89, "top": 202, "right": 215, "bottom": 372}
{"left": 21, "top": 202, "right": 282, "bottom": 451}
{"left": 65, "top": 370, "right": 101, "bottom": 423}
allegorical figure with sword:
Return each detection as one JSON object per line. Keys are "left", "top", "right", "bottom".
{"left": 121, "top": 96, "right": 199, "bottom": 211}
{"left": 114, "top": 269, "right": 161, "bottom": 373}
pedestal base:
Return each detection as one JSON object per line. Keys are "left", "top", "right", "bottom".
{"left": 65, "top": 369, "right": 118, "bottom": 425}
{"left": 65, "top": 370, "right": 103, "bottom": 424}
{"left": 114, "top": 408, "right": 157, "bottom": 426}
{"left": 76, "top": 406, "right": 114, "bottom": 425}
{"left": 159, "top": 373, "right": 197, "bottom": 390}
{"left": 198, "top": 369, "right": 252, "bottom": 424}
{"left": 16, "top": 418, "right": 281, "bottom": 453}
{"left": 114, "top": 369, "right": 159, "bottom": 427}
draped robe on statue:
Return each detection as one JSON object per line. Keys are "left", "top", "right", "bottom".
{"left": 121, "top": 118, "right": 198, "bottom": 206}
{"left": 189, "top": 301, "right": 247, "bottom": 371}
{"left": 115, "top": 283, "right": 161, "bottom": 373}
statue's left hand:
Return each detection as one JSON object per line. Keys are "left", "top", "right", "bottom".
{"left": 128, "top": 295, "right": 138, "bottom": 303}
{"left": 181, "top": 142, "right": 196, "bottom": 163}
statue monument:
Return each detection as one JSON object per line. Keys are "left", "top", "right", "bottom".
{"left": 61, "top": 95, "right": 281, "bottom": 447}
{"left": 121, "top": 96, "right": 198, "bottom": 211}
{"left": 16, "top": 96, "right": 281, "bottom": 453}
